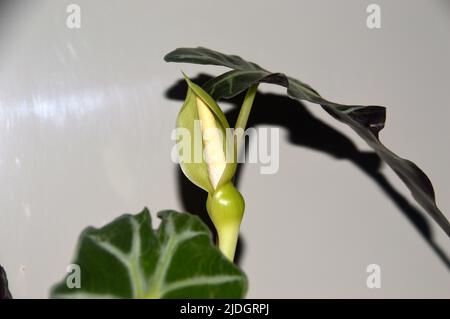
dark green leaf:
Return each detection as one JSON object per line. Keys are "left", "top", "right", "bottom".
{"left": 165, "top": 47, "right": 450, "bottom": 237}
{"left": 165, "top": 47, "right": 265, "bottom": 71}
{"left": 51, "top": 208, "right": 247, "bottom": 298}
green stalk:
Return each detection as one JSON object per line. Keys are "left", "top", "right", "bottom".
{"left": 234, "top": 84, "right": 259, "bottom": 148}
{"left": 206, "top": 85, "right": 259, "bottom": 262}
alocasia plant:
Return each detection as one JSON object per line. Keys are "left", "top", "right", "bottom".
{"left": 51, "top": 47, "right": 449, "bottom": 299}
{"left": 164, "top": 47, "right": 450, "bottom": 242}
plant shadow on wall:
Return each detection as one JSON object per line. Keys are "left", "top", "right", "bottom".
{"left": 166, "top": 74, "right": 450, "bottom": 270}
{"left": 0, "top": 265, "right": 12, "bottom": 299}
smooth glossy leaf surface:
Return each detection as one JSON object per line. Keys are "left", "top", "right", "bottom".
{"left": 165, "top": 47, "right": 450, "bottom": 237}
{"left": 51, "top": 208, "right": 247, "bottom": 298}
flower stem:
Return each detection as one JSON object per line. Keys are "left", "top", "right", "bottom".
{"left": 217, "top": 224, "right": 240, "bottom": 261}
{"left": 234, "top": 84, "right": 259, "bottom": 149}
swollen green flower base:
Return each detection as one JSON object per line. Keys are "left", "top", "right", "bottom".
{"left": 206, "top": 182, "right": 245, "bottom": 261}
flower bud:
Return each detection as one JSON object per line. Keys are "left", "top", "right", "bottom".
{"left": 175, "top": 74, "right": 243, "bottom": 261}
{"left": 176, "top": 75, "right": 236, "bottom": 193}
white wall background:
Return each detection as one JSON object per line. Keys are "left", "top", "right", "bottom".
{"left": 0, "top": 0, "right": 449, "bottom": 298}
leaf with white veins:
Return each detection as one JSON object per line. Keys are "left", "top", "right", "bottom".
{"left": 50, "top": 208, "right": 247, "bottom": 298}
